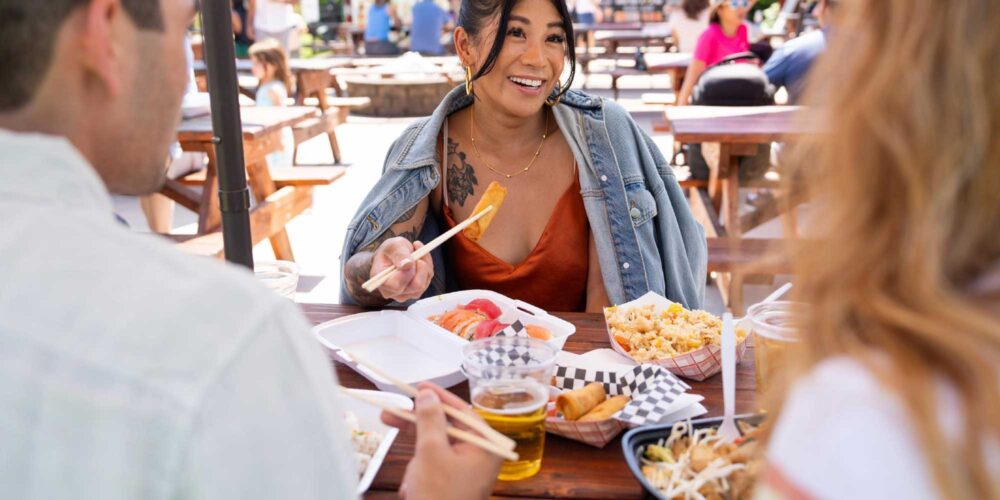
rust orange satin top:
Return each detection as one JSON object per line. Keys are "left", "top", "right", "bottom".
{"left": 442, "top": 174, "right": 591, "bottom": 312}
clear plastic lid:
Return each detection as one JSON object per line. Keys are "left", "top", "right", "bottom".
{"left": 746, "top": 300, "right": 803, "bottom": 342}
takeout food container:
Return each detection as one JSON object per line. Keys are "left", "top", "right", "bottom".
{"left": 312, "top": 290, "right": 575, "bottom": 393}
{"left": 620, "top": 414, "right": 765, "bottom": 500}
{"left": 409, "top": 290, "right": 576, "bottom": 351}
{"left": 543, "top": 362, "right": 706, "bottom": 448}
{"left": 605, "top": 292, "right": 749, "bottom": 381}
{"left": 340, "top": 389, "right": 412, "bottom": 494}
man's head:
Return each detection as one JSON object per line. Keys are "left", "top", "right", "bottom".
{"left": 0, "top": 0, "right": 197, "bottom": 195}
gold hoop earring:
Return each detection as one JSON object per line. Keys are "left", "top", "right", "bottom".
{"left": 546, "top": 82, "right": 563, "bottom": 107}
{"left": 465, "top": 66, "right": 474, "bottom": 96}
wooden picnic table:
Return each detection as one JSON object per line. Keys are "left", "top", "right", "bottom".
{"left": 302, "top": 303, "right": 758, "bottom": 499}
{"left": 162, "top": 106, "right": 344, "bottom": 261}
{"left": 663, "top": 106, "right": 816, "bottom": 309}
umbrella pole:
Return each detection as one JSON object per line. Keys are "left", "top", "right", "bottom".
{"left": 199, "top": 0, "right": 254, "bottom": 269}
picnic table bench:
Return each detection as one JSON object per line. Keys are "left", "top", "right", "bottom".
{"left": 304, "top": 304, "right": 758, "bottom": 499}
{"left": 161, "top": 106, "right": 345, "bottom": 261}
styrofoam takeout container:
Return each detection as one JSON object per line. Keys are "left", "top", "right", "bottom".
{"left": 605, "top": 292, "right": 749, "bottom": 381}
{"left": 314, "top": 311, "right": 468, "bottom": 393}
{"left": 408, "top": 289, "right": 577, "bottom": 351}
{"left": 313, "top": 291, "right": 576, "bottom": 392}
{"left": 341, "top": 389, "right": 411, "bottom": 494}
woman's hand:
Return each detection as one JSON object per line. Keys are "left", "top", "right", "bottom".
{"left": 383, "top": 384, "right": 502, "bottom": 500}
{"left": 371, "top": 237, "right": 434, "bottom": 302}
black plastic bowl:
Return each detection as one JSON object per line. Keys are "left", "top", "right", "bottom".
{"left": 621, "top": 414, "right": 765, "bottom": 499}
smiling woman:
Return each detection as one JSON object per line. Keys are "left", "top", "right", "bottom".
{"left": 340, "top": 0, "right": 707, "bottom": 312}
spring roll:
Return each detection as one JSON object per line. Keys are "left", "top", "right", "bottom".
{"left": 578, "top": 395, "right": 630, "bottom": 422}
{"left": 556, "top": 382, "right": 606, "bottom": 421}
{"left": 463, "top": 181, "right": 507, "bottom": 242}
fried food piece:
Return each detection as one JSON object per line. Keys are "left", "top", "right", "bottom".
{"left": 525, "top": 325, "right": 552, "bottom": 340}
{"left": 556, "top": 382, "right": 606, "bottom": 420}
{"left": 578, "top": 395, "right": 630, "bottom": 421}
{"left": 463, "top": 181, "right": 507, "bottom": 242}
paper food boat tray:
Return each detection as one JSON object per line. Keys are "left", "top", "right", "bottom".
{"left": 545, "top": 394, "right": 706, "bottom": 448}
{"left": 605, "top": 292, "right": 749, "bottom": 382}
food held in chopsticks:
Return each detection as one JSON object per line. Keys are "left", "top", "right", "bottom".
{"left": 555, "top": 382, "right": 631, "bottom": 421}
{"left": 463, "top": 181, "right": 507, "bottom": 242}
{"left": 344, "top": 411, "right": 383, "bottom": 477}
{"left": 641, "top": 419, "right": 762, "bottom": 499}
{"left": 429, "top": 298, "right": 552, "bottom": 341}
{"left": 606, "top": 303, "right": 747, "bottom": 363}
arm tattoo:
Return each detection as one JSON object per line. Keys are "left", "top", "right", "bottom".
{"left": 344, "top": 252, "right": 388, "bottom": 307}
{"left": 360, "top": 204, "right": 422, "bottom": 252}
{"left": 447, "top": 138, "right": 478, "bottom": 207}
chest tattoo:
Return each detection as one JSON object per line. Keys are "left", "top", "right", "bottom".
{"left": 447, "top": 137, "right": 478, "bottom": 207}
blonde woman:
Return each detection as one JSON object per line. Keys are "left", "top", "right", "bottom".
{"left": 761, "top": 0, "right": 1000, "bottom": 498}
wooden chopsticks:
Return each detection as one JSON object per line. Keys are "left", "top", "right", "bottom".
{"left": 339, "top": 388, "right": 519, "bottom": 462}
{"left": 361, "top": 205, "right": 494, "bottom": 293}
{"left": 343, "top": 351, "right": 518, "bottom": 453}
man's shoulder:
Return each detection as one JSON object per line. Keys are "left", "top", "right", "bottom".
{"left": 1, "top": 213, "right": 304, "bottom": 404}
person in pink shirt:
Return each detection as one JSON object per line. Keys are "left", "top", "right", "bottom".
{"left": 675, "top": 0, "right": 754, "bottom": 105}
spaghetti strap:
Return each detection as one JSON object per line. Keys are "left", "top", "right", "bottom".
{"left": 442, "top": 119, "right": 449, "bottom": 206}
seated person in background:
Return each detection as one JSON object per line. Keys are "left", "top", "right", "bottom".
{"left": 341, "top": 0, "right": 707, "bottom": 313}
{"left": 252, "top": 0, "right": 301, "bottom": 56}
{"left": 763, "top": 0, "right": 838, "bottom": 103}
{"left": 249, "top": 39, "right": 295, "bottom": 167}
{"left": 762, "top": 0, "right": 999, "bottom": 497}
{"left": 410, "top": 0, "right": 452, "bottom": 55}
{"left": 365, "top": 0, "right": 401, "bottom": 55}
{"left": 667, "top": 0, "right": 711, "bottom": 53}
{"left": 676, "top": 0, "right": 756, "bottom": 105}
{"left": 570, "top": 0, "right": 600, "bottom": 24}
{"left": 0, "top": 0, "right": 500, "bottom": 498}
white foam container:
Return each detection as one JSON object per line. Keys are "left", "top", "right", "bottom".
{"left": 314, "top": 311, "right": 467, "bottom": 393}
{"left": 313, "top": 291, "right": 576, "bottom": 392}
{"left": 341, "top": 389, "right": 411, "bottom": 494}
{"left": 408, "top": 290, "right": 577, "bottom": 351}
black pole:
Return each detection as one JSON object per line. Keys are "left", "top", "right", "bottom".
{"left": 199, "top": 0, "right": 254, "bottom": 269}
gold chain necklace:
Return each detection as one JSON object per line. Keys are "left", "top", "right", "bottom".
{"left": 469, "top": 106, "right": 549, "bottom": 179}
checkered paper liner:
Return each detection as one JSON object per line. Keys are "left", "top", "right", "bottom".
{"left": 461, "top": 322, "right": 545, "bottom": 378}
{"left": 546, "top": 364, "right": 691, "bottom": 448}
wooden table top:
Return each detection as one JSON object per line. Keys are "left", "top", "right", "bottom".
{"left": 664, "top": 105, "right": 819, "bottom": 144}
{"left": 176, "top": 106, "right": 318, "bottom": 142}
{"left": 300, "top": 303, "right": 758, "bottom": 499}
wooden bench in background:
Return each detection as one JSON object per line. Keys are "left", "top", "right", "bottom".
{"left": 290, "top": 95, "right": 371, "bottom": 165}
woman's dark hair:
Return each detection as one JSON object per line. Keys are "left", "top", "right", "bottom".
{"left": 682, "top": 0, "right": 710, "bottom": 20}
{"left": 458, "top": 0, "right": 576, "bottom": 102}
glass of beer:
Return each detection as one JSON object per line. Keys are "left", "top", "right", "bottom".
{"left": 748, "top": 301, "right": 803, "bottom": 406}
{"left": 462, "top": 336, "right": 557, "bottom": 481}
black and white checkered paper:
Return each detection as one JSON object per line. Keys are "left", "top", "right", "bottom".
{"left": 552, "top": 364, "right": 691, "bottom": 426}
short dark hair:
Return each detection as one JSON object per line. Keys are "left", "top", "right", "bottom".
{"left": 458, "top": 0, "right": 576, "bottom": 102}
{"left": 682, "top": 0, "right": 710, "bottom": 20}
{"left": 0, "top": 0, "right": 164, "bottom": 111}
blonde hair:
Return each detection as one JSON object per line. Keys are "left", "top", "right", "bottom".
{"left": 779, "top": 0, "right": 1000, "bottom": 498}
{"left": 249, "top": 39, "right": 292, "bottom": 93}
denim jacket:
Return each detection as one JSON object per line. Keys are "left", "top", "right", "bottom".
{"left": 340, "top": 86, "right": 707, "bottom": 308}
